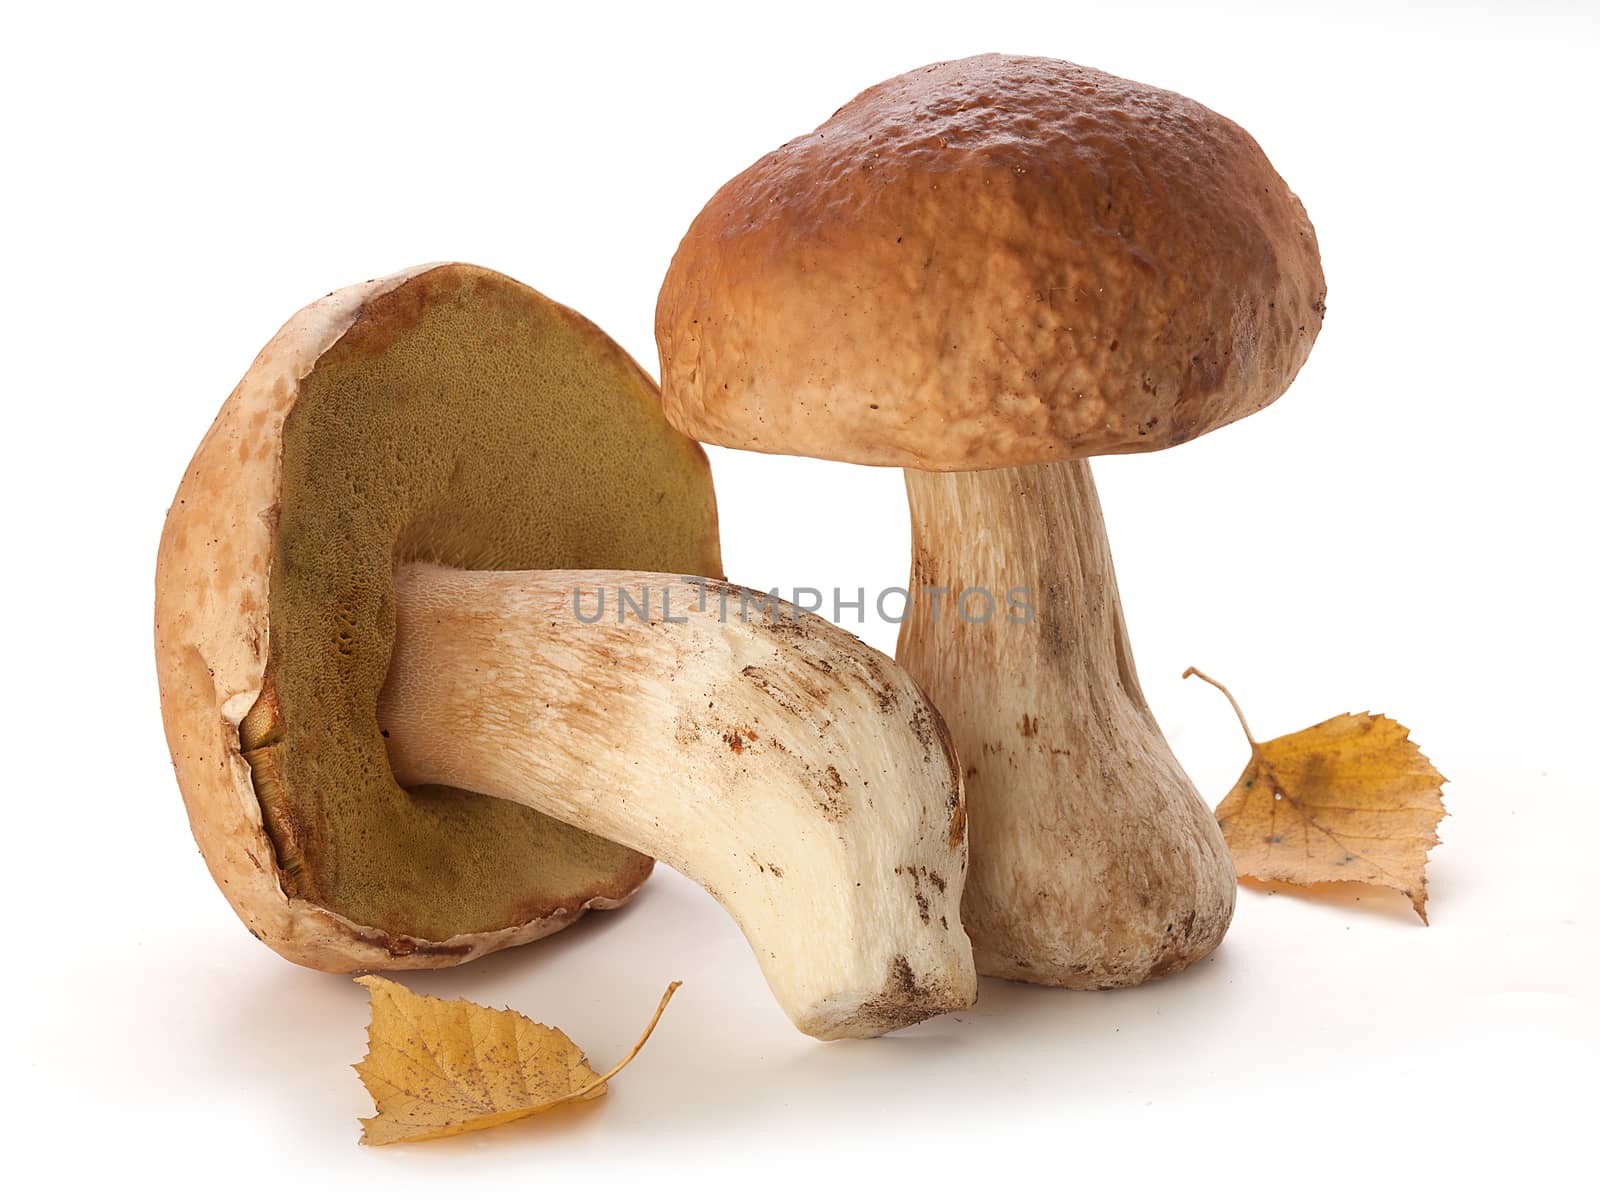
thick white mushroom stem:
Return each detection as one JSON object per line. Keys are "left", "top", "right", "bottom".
{"left": 378, "top": 562, "right": 975, "bottom": 1039}
{"left": 897, "top": 461, "right": 1236, "bottom": 988}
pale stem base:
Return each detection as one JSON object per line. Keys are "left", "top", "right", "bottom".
{"left": 898, "top": 461, "right": 1236, "bottom": 987}
{"left": 378, "top": 563, "right": 976, "bottom": 1038}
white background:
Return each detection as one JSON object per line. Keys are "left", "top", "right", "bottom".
{"left": 4, "top": 1, "right": 1596, "bottom": 1194}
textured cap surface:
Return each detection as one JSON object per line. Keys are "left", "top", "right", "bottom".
{"left": 657, "top": 54, "right": 1325, "bottom": 470}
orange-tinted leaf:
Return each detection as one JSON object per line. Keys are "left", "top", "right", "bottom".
{"left": 1186, "top": 668, "right": 1447, "bottom": 922}
{"left": 353, "top": 977, "right": 679, "bottom": 1145}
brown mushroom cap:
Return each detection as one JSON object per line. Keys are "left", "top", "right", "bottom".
{"left": 155, "top": 263, "right": 721, "bottom": 971}
{"left": 657, "top": 54, "right": 1325, "bottom": 470}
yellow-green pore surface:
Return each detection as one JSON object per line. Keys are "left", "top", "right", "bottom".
{"left": 239, "top": 266, "right": 721, "bottom": 943}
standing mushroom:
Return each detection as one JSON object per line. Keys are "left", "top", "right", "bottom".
{"left": 656, "top": 55, "right": 1325, "bottom": 987}
{"left": 157, "top": 263, "right": 974, "bottom": 1038}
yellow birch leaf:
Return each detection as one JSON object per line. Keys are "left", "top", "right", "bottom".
{"left": 353, "top": 976, "right": 679, "bottom": 1146}
{"left": 1185, "top": 668, "right": 1447, "bottom": 923}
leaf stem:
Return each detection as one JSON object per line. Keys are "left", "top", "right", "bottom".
{"left": 1183, "top": 667, "right": 1257, "bottom": 745}
{"left": 579, "top": 981, "right": 682, "bottom": 1097}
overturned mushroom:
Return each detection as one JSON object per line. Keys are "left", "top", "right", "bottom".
{"left": 156, "top": 263, "right": 974, "bottom": 1038}
{"left": 657, "top": 56, "right": 1325, "bottom": 987}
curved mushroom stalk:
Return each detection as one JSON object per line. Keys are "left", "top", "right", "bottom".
{"left": 897, "top": 461, "right": 1236, "bottom": 988}
{"left": 378, "top": 563, "right": 976, "bottom": 1039}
